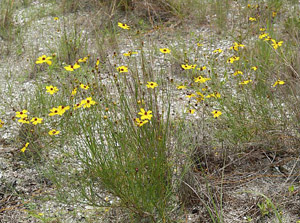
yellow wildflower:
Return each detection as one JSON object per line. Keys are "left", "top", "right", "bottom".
{"left": 227, "top": 56, "right": 240, "bottom": 63}
{"left": 30, "top": 117, "right": 43, "bottom": 125}
{"left": 239, "top": 80, "right": 253, "bottom": 85}
{"left": 197, "top": 66, "right": 207, "bottom": 71}
{"left": 134, "top": 118, "right": 148, "bottom": 127}
{"left": 249, "top": 17, "right": 257, "bottom": 21}
{"left": 0, "top": 119, "right": 4, "bottom": 128}
{"left": 123, "top": 51, "right": 138, "bottom": 57}
{"left": 233, "top": 70, "right": 243, "bottom": 76}
{"left": 80, "top": 84, "right": 89, "bottom": 90}
{"left": 16, "top": 110, "right": 28, "bottom": 118}
{"left": 160, "top": 48, "right": 171, "bottom": 54}
{"left": 18, "top": 116, "right": 30, "bottom": 124}
{"left": 181, "top": 64, "right": 193, "bottom": 70}
{"left": 81, "top": 97, "right": 96, "bottom": 108}
{"left": 36, "top": 55, "right": 52, "bottom": 66}
{"left": 49, "top": 129, "right": 60, "bottom": 135}
{"left": 116, "top": 66, "right": 128, "bottom": 73}
{"left": 271, "top": 39, "right": 283, "bottom": 50}
{"left": 194, "top": 75, "right": 211, "bottom": 83}
{"left": 72, "top": 87, "right": 77, "bottom": 96}
{"left": 21, "top": 142, "right": 29, "bottom": 153}
{"left": 177, "top": 85, "right": 186, "bottom": 90}
{"left": 212, "top": 110, "right": 222, "bottom": 118}
{"left": 146, "top": 82, "right": 158, "bottom": 89}
{"left": 213, "top": 48, "right": 223, "bottom": 53}
{"left": 118, "top": 22, "right": 130, "bottom": 30}
{"left": 78, "top": 57, "right": 88, "bottom": 63}
{"left": 273, "top": 79, "right": 285, "bottom": 87}
{"left": 46, "top": 85, "right": 59, "bottom": 95}
{"left": 138, "top": 108, "right": 153, "bottom": 120}
{"left": 64, "top": 63, "right": 80, "bottom": 71}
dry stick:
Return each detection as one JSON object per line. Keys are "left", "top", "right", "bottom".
{"left": 284, "top": 155, "right": 300, "bottom": 184}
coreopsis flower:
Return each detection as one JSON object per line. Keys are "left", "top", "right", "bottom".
{"left": 196, "top": 92, "right": 205, "bottom": 101}
{"left": 197, "top": 43, "right": 203, "bottom": 47}
{"left": 181, "top": 64, "right": 193, "bottom": 70}
{"left": 272, "top": 11, "right": 277, "bottom": 17}
{"left": 146, "top": 82, "right": 158, "bottom": 89}
{"left": 188, "top": 109, "right": 195, "bottom": 114}
{"left": 123, "top": 51, "right": 138, "bottom": 57}
{"left": 138, "top": 108, "right": 153, "bottom": 120}
{"left": 211, "top": 110, "right": 222, "bottom": 118}
{"left": 259, "top": 33, "right": 269, "bottom": 39}
{"left": 160, "top": 48, "right": 171, "bottom": 54}
{"left": 0, "top": 119, "right": 4, "bottom": 128}
{"left": 186, "top": 93, "right": 196, "bottom": 98}
{"left": 18, "top": 116, "right": 30, "bottom": 124}
{"left": 30, "top": 117, "right": 43, "bottom": 125}
{"left": 49, "top": 107, "right": 60, "bottom": 116}
{"left": 116, "top": 66, "right": 128, "bottom": 73}
{"left": 229, "top": 42, "right": 245, "bottom": 51}
{"left": 73, "top": 103, "right": 82, "bottom": 110}
{"left": 213, "top": 48, "right": 223, "bottom": 53}
{"left": 81, "top": 97, "right": 96, "bottom": 108}
{"left": 80, "top": 84, "right": 89, "bottom": 90}
{"left": 273, "top": 79, "right": 285, "bottom": 87}
{"left": 46, "top": 85, "right": 59, "bottom": 95}
{"left": 71, "top": 87, "right": 77, "bottom": 96}
{"left": 251, "top": 66, "right": 258, "bottom": 71}
{"left": 233, "top": 70, "right": 243, "bottom": 76}
{"left": 64, "top": 63, "right": 80, "bottom": 71}
{"left": 271, "top": 39, "right": 283, "bottom": 50}
{"left": 197, "top": 66, "right": 207, "bottom": 71}
{"left": 21, "top": 142, "right": 29, "bottom": 153}
{"left": 58, "top": 105, "right": 70, "bottom": 114}
{"left": 118, "top": 22, "right": 130, "bottom": 30}
{"left": 260, "top": 28, "right": 266, "bottom": 32}
{"left": 206, "top": 92, "right": 221, "bottom": 98}
{"left": 249, "top": 17, "right": 257, "bottom": 21}
{"left": 227, "top": 56, "right": 240, "bottom": 63}
{"left": 78, "top": 57, "right": 88, "bottom": 63}
{"left": 239, "top": 80, "right": 253, "bottom": 85}
{"left": 177, "top": 85, "right": 186, "bottom": 90}
{"left": 49, "top": 129, "right": 60, "bottom": 135}
{"left": 16, "top": 110, "right": 28, "bottom": 118}
{"left": 190, "top": 64, "right": 197, "bottom": 69}
{"left": 194, "top": 75, "right": 211, "bottom": 83}
{"left": 134, "top": 118, "right": 148, "bottom": 127}
{"left": 49, "top": 106, "right": 69, "bottom": 116}
{"left": 36, "top": 55, "right": 52, "bottom": 65}
{"left": 54, "top": 17, "right": 59, "bottom": 21}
